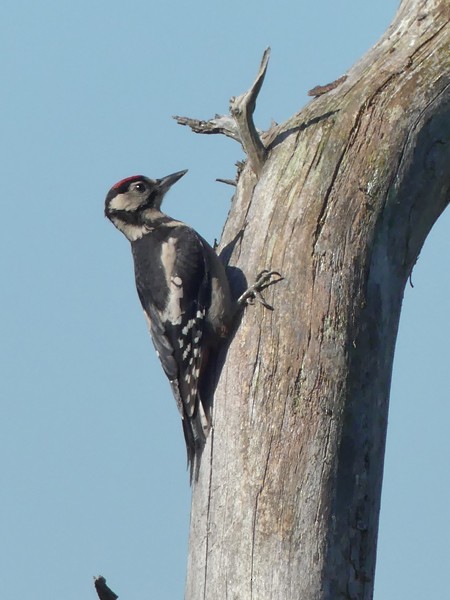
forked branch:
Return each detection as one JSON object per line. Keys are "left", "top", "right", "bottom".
{"left": 174, "top": 48, "right": 271, "bottom": 177}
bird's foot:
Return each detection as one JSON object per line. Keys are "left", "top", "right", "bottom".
{"left": 236, "top": 269, "right": 283, "bottom": 311}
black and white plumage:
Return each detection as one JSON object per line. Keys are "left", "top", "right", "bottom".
{"left": 105, "top": 170, "right": 233, "bottom": 478}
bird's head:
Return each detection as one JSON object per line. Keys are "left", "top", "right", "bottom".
{"left": 105, "top": 170, "right": 188, "bottom": 239}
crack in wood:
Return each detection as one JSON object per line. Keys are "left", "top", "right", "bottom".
{"left": 250, "top": 433, "right": 273, "bottom": 600}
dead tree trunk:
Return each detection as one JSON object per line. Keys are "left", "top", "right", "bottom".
{"left": 180, "top": 0, "right": 450, "bottom": 598}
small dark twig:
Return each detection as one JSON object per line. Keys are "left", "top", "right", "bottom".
{"left": 308, "top": 75, "right": 348, "bottom": 97}
{"left": 216, "top": 178, "right": 237, "bottom": 187}
{"left": 229, "top": 48, "right": 271, "bottom": 176}
{"left": 94, "top": 575, "right": 118, "bottom": 600}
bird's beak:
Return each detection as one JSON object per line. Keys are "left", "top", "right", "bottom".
{"left": 157, "top": 169, "right": 188, "bottom": 193}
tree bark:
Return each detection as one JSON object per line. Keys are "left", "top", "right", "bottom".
{"left": 185, "top": 0, "right": 450, "bottom": 598}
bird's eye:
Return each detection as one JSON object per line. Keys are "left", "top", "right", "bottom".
{"left": 132, "top": 182, "right": 146, "bottom": 193}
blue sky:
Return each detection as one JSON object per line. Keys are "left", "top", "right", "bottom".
{"left": 1, "top": 1, "right": 448, "bottom": 598}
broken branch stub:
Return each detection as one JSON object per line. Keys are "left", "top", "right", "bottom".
{"left": 173, "top": 114, "right": 240, "bottom": 142}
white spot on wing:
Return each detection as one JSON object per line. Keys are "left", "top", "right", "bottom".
{"left": 182, "top": 318, "right": 196, "bottom": 334}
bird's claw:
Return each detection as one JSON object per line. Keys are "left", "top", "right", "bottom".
{"left": 237, "top": 269, "right": 284, "bottom": 311}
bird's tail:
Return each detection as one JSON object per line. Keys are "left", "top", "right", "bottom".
{"left": 182, "top": 397, "right": 210, "bottom": 483}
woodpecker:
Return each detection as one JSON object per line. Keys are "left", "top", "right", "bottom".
{"left": 105, "top": 170, "right": 234, "bottom": 478}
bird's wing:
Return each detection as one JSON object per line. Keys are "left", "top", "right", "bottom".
{"left": 133, "top": 225, "right": 211, "bottom": 435}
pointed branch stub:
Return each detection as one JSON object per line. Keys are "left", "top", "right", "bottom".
{"left": 229, "top": 47, "right": 270, "bottom": 176}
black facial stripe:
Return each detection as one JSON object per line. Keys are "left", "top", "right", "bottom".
{"left": 140, "top": 189, "right": 158, "bottom": 209}
{"left": 106, "top": 208, "right": 143, "bottom": 224}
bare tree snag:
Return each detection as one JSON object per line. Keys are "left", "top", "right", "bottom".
{"left": 181, "top": 1, "right": 450, "bottom": 598}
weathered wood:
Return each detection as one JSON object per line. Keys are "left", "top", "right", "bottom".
{"left": 186, "top": 0, "right": 450, "bottom": 598}
{"left": 173, "top": 114, "right": 241, "bottom": 142}
{"left": 229, "top": 48, "right": 271, "bottom": 176}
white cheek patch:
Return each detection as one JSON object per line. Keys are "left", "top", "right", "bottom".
{"left": 109, "top": 192, "right": 142, "bottom": 212}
